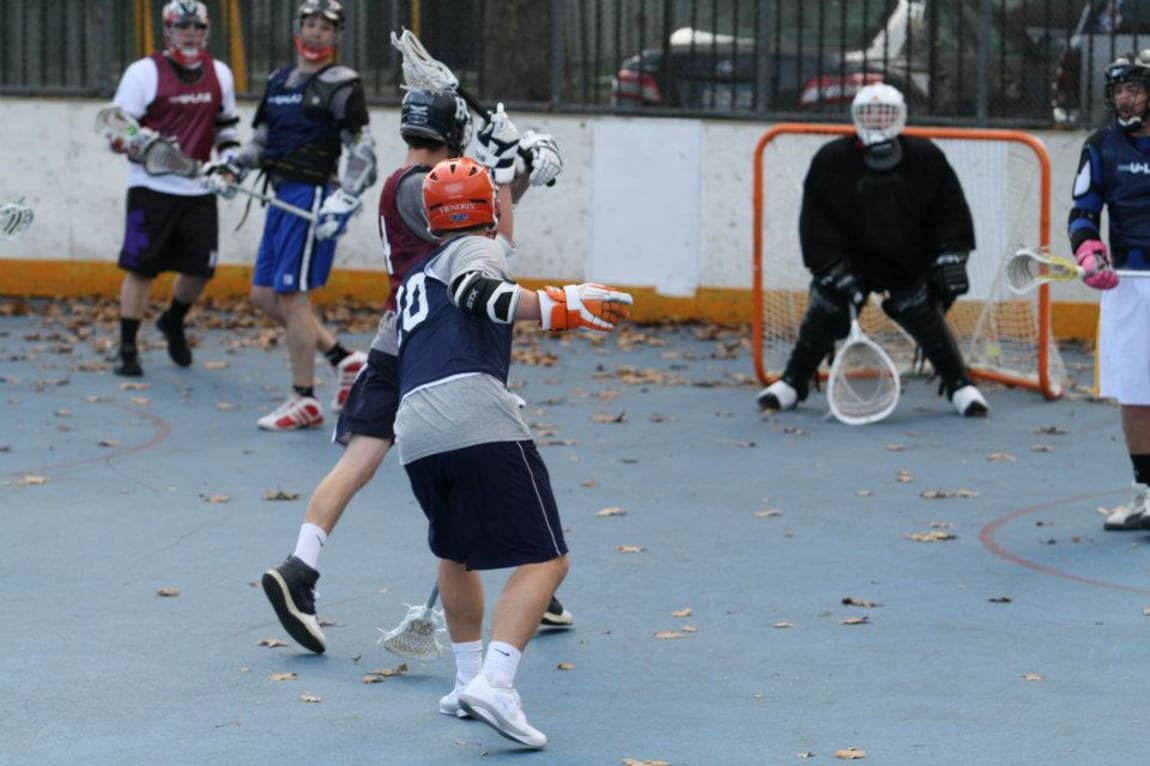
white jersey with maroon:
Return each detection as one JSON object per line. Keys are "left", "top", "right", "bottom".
{"left": 113, "top": 53, "right": 238, "bottom": 196}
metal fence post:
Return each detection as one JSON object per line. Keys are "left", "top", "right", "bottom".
{"left": 976, "top": 0, "right": 991, "bottom": 124}
{"left": 550, "top": 0, "right": 564, "bottom": 108}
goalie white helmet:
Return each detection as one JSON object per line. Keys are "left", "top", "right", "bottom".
{"left": 162, "top": 1, "right": 209, "bottom": 68}
{"left": 851, "top": 83, "right": 907, "bottom": 147}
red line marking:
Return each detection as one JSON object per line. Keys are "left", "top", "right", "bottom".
{"left": 979, "top": 490, "right": 1150, "bottom": 595}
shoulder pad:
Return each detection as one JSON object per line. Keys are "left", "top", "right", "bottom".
{"left": 318, "top": 65, "right": 360, "bottom": 86}
{"left": 1085, "top": 128, "right": 1109, "bottom": 148}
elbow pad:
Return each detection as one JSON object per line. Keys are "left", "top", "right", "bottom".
{"left": 341, "top": 132, "right": 378, "bottom": 196}
{"left": 450, "top": 271, "right": 521, "bottom": 323}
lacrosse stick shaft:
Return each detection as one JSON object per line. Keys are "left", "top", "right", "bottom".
{"left": 230, "top": 185, "right": 317, "bottom": 223}
{"left": 424, "top": 582, "right": 439, "bottom": 609}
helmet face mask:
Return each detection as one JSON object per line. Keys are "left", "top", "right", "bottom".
{"left": 851, "top": 83, "right": 907, "bottom": 147}
{"left": 1106, "top": 51, "right": 1150, "bottom": 132}
{"left": 400, "top": 90, "right": 473, "bottom": 154}
{"left": 294, "top": 0, "right": 345, "bottom": 62}
{"left": 162, "top": 0, "right": 210, "bottom": 68}
{"left": 422, "top": 157, "right": 498, "bottom": 236}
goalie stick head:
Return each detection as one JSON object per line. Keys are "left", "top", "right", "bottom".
{"left": 400, "top": 89, "right": 473, "bottom": 154}
{"left": 294, "top": 0, "right": 345, "bottom": 62}
{"left": 423, "top": 157, "right": 498, "bottom": 236}
{"left": 1105, "top": 51, "right": 1150, "bottom": 132}
{"left": 161, "top": 1, "right": 209, "bottom": 68}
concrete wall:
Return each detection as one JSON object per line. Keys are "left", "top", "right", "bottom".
{"left": 0, "top": 96, "right": 1098, "bottom": 332}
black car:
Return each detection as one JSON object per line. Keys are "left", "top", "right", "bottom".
{"left": 612, "top": 0, "right": 1051, "bottom": 121}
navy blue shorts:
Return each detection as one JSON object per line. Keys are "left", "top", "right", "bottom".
{"left": 404, "top": 440, "right": 568, "bottom": 570}
{"left": 334, "top": 349, "right": 398, "bottom": 446}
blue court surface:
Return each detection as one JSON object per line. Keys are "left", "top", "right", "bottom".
{"left": 1, "top": 300, "right": 1146, "bottom": 766}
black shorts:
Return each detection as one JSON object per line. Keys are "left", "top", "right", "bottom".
{"left": 404, "top": 440, "right": 568, "bottom": 571}
{"left": 118, "top": 187, "right": 218, "bottom": 279}
{"left": 334, "top": 349, "right": 398, "bottom": 446}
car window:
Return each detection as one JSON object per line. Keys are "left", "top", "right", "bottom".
{"left": 1090, "top": 0, "right": 1150, "bottom": 34}
{"left": 774, "top": 0, "right": 901, "bottom": 45}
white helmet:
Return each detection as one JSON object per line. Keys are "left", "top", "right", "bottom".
{"left": 852, "top": 83, "right": 907, "bottom": 146}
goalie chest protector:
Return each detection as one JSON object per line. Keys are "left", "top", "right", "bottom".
{"left": 142, "top": 52, "right": 223, "bottom": 163}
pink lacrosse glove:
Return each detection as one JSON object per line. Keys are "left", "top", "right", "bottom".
{"left": 1075, "top": 239, "right": 1119, "bottom": 290}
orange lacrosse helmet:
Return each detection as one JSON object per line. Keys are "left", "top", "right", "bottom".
{"left": 422, "top": 157, "right": 498, "bottom": 236}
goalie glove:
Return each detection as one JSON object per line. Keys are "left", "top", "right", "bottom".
{"left": 473, "top": 103, "right": 520, "bottom": 185}
{"left": 517, "top": 130, "right": 562, "bottom": 187}
{"left": 1075, "top": 239, "right": 1118, "bottom": 290}
{"left": 929, "top": 251, "right": 970, "bottom": 310}
{"left": 315, "top": 188, "right": 364, "bottom": 241}
{"left": 537, "top": 283, "right": 633, "bottom": 332}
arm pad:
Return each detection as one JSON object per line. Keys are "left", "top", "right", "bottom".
{"left": 450, "top": 271, "right": 521, "bottom": 323}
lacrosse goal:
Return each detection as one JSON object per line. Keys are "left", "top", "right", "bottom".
{"left": 752, "top": 124, "right": 1066, "bottom": 400}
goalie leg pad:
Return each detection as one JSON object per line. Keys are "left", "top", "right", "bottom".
{"left": 450, "top": 271, "right": 521, "bottom": 324}
{"left": 882, "top": 283, "right": 970, "bottom": 395}
{"left": 781, "top": 283, "right": 851, "bottom": 399}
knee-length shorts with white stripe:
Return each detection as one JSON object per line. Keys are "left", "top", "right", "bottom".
{"left": 252, "top": 181, "right": 337, "bottom": 293}
{"left": 1099, "top": 277, "right": 1150, "bottom": 405}
{"left": 404, "top": 440, "right": 569, "bottom": 571}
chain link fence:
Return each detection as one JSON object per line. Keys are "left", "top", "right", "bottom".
{"left": 0, "top": 0, "right": 1136, "bottom": 128}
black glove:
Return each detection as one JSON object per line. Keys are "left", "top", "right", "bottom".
{"left": 929, "top": 251, "right": 970, "bottom": 311}
{"left": 815, "top": 261, "right": 865, "bottom": 308}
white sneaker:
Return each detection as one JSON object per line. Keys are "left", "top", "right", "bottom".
{"left": 331, "top": 351, "right": 367, "bottom": 413}
{"left": 438, "top": 681, "right": 470, "bottom": 718}
{"left": 1104, "top": 482, "right": 1150, "bottom": 531}
{"left": 458, "top": 673, "right": 547, "bottom": 749}
{"left": 757, "top": 379, "right": 797, "bottom": 411}
{"left": 257, "top": 395, "right": 324, "bottom": 431}
{"left": 952, "top": 384, "right": 988, "bottom": 417}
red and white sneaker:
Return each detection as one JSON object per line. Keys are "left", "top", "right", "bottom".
{"left": 257, "top": 395, "right": 324, "bottom": 431}
{"left": 331, "top": 351, "right": 367, "bottom": 413}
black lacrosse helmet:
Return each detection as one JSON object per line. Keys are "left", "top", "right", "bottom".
{"left": 1105, "top": 50, "right": 1150, "bottom": 131}
{"left": 400, "top": 89, "right": 473, "bottom": 154}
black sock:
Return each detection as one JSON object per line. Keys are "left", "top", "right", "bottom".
{"left": 165, "top": 298, "right": 192, "bottom": 323}
{"left": 323, "top": 342, "right": 350, "bottom": 367}
{"left": 1131, "top": 454, "right": 1150, "bottom": 485}
{"left": 120, "top": 318, "right": 141, "bottom": 350}
{"left": 293, "top": 385, "right": 316, "bottom": 399}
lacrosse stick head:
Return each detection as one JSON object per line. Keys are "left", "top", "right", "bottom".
{"left": 390, "top": 27, "right": 460, "bottom": 94}
{"left": 142, "top": 139, "right": 201, "bottom": 178}
{"left": 162, "top": 1, "right": 210, "bottom": 68}
{"left": 377, "top": 602, "right": 446, "bottom": 661}
{"left": 400, "top": 89, "right": 473, "bottom": 153}
{"left": 0, "top": 200, "right": 34, "bottom": 241}
{"left": 828, "top": 311, "right": 901, "bottom": 426}
{"left": 1005, "top": 248, "right": 1079, "bottom": 295}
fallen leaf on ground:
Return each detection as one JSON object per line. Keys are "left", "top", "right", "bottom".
{"left": 654, "top": 631, "right": 682, "bottom": 640}
{"left": 1023, "top": 672, "right": 1043, "bottom": 682}
{"left": 755, "top": 509, "right": 782, "bottom": 517}
{"left": 299, "top": 693, "right": 321, "bottom": 703}
{"left": 269, "top": 673, "right": 298, "bottom": 682}
{"left": 896, "top": 470, "right": 913, "bottom": 483}
{"left": 839, "top": 616, "right": 870, "bottom": 626}
{"left": 156, "top": 587, "right": 180, "bottom": 597}
{"left": 920, "top": 488, "right": 978, "bottom": 499}
{"left": 989, "top": 596, "right": 1013, "bottom": 604}
{"left": 617, "top": 545, "right": 645, "bottom": 553}
{"left": 258, "top": 638, "right": 288, "bottom": 648}
{"left": 835, "top": 748, "right": 867, "bottom": 760}
{"left": 987, "top": 452, "right": 1015, "bottom": 462}
{"left": 97, "top": 439, "right": 119, "bottom": 447}
{"left": 557, "top": 662, "right": 575, "bottom": 670}
{"left": 672, "top": 608, "right": 692, "bottom": 618}
{"left": 622, "top": 759, "right": 671, "bottom": 766}
{"left": 202, "top": 494, "right": 230, "bottom": 504}
{"left": 591, "top": 411, "right": 628, "bottom": 424}
{"left": 907, "top": 530, "right": 956, "bottom": 542}
{"left": 17, "top": 474, "right": 48, "bottom": 485}
{"left": 264, "top": 488, "right": 301, "bottom": 501}
{"left": 204, "top": 360, "right": 229, "bottom": 370}
{"left": 841, "top": 597, "right": 881, "bottom": 608}
{"left": 596, "top": 506, "right": 626, "bottom": 517}
{"left": 119, "top": 381, "right": 150, "bottom": 391}
{"left": 774, "top": 621, "right": 794, "bottom": 629}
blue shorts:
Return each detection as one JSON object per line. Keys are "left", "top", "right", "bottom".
{"left": 252, "top": 181, "right": 336, "bottom": 293}
{"left": 404, "top": 440, "right": 568, "bottom": 570}
{"left": 334, "top": 349, "right": 398, "bottom": 446}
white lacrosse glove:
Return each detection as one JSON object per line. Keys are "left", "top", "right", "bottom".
{"left": 473, "top": 103, "right": 520, "bottom": 185}
{"left": 200, "top": 158, "right": 245, "bottom": 200}
{"left": 315, "top": 188, "right": 363, "bottom": 241}
{"left": 109, "top": 126, "right": 157, "bottom": 163}
{"left": 518, "top": 130, "right": 562, "bottom": 187}
{"left": 537, "top": 283, "right": 633, "bottom": 332}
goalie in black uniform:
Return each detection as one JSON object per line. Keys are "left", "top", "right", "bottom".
{"left": 757, "top": 83, "right": 989, "bottom": 418}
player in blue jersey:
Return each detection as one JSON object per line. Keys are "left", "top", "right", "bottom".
{"left": 205, "top": 0, "right": 375, "bottom": 431}
{"left": 108, "top": 1, "right": 240, "bottom": 377}
{"left": 393, "top": 155, "right": 631, "bottom": 749}
{"left": 1068, "top": 51, "right": 1150, "bottom": 530}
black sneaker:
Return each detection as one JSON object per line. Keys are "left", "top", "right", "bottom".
{"left": 156, "top": 312, "right": 192, "bottom": 367}
{"left": 261, "top": 556, "right": 326, "bottom": 653}
{"left": 540, "top": 595, "right": 573, "bottom": 628}
{"left": 113, "top": 347, "right": 143, "bottom": 377}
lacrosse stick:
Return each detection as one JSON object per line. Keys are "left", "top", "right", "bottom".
{"left": 0, "top": 199, "right": 34, "bottom": 241}
{"left": 827, "top": 305, "right": 901, "bottom": 426}
{"left": 377, "top": 582, "right": 446, "bottom": 661}
{"left": 389, "top": 28, "right": 555, "bottom": 186}
{"left": 1006, "top": 247, "right": 1145, "bottom": 295}
{"left": 95, "top": 105, "right": 316, "bottom": 222}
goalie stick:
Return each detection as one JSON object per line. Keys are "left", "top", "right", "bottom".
{"left": 94, "top": 105, "right": 317, "bottom": 223}
{"left": 0, "top": 199, "right": 34, "bottom": 241}
{"left": 1005, "top": 247, "right": 1146, "bottom": 295}
{"left": 389, "top": 28, "right": 555, "bottom": 186}
{"left": 826, "top": 304, "right": 901, "bottom": 426}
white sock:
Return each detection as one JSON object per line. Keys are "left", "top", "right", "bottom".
{"left": 482, "top": 641, "right": 522, "bottom": 688}
{"left": 292, "top": 523, "right": 327, "bottom": 569}
{"left": 452, "top": 640, "right": 484, "bottom": 687}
